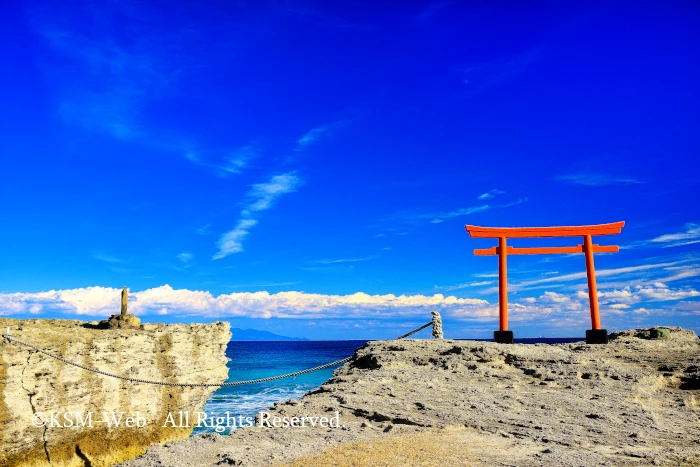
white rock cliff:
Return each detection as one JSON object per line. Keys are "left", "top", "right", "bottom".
{"left": 0, "top": 318, "right": 231, "bottom": 467}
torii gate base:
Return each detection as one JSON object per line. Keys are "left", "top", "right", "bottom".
{"left": 465, "top": 222, "right": 624, "bottom": 345}
{"left": 586, "top": 329, "right": 608, "bottom": 344}
{"left": 494, "top": 330, "right": 514, "bottom": 344}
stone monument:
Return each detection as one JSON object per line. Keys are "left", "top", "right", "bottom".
{"left": 121, "top": 286, "right": 128, "bottom": 316}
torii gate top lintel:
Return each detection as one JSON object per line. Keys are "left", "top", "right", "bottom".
{"left": 464, "top": 221, "right": 625, "bottom": 238}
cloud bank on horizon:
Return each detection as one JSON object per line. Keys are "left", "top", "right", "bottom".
{"left": 2, "top": 277, "right": 696, "bottom": 325}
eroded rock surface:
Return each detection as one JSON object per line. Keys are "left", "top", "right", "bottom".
{"left": 0, "top": 318, "right": 231, "bottom": 467}
{"left": 122, "top": 327, "right": 699, "bottom": 467}
{"left": 99, "top": 313, "right": 141, "bottom": 330}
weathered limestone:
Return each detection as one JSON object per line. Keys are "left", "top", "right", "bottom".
{"left": 0, "top": 318, "right": 231, "bottom": 467}
{"left": 122, "top": 327, "right": 699, "bottom": 467}
{"left": 651, "top": 327, "right": 671, "bottom": 339}
{"left": 103, "top": 313, "right": 141, "bottom": 330}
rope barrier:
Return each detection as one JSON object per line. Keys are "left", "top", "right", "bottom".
{"left": 0, "top": 316, "right": 437, "bottom": 388}
{"left": 395, "top": 321, "right": 432, "bottom": 339}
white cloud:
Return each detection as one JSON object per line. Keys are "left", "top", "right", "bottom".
{"left": 2, "top": 283, "right": 697, "bottom": 326}
{"left": 540, "top": 291, "right": 572, "bottom": 304}
{"left": 436, "top": 280, "right": 494, "bottom": 291}
{"left": 633, "top": 307, "right": 662, "bottom": 315}
{"left": 622, "top": 224, "right": 700, "bottom": 250}
{"left": 461, "top": 46, "right": 544, "bottom": 94}
{"left": 405, "top": 197, "right": 526, "bottom": 225}
{"left": 505, "top": 284, "right": 699, "bottom": 322}
{"left": 650, "top": 223, "right": 700, "bottom": 248}
{"left": 243, "top": 173, "right": 303, "bottom": 214}
{"left": 220, "top": 146, "right": 258, "bottom": 175}
{"left": 430, "top": 205, "right": 489, "bottom": 223}
{"left": 297, "top": 127, "right": 327, "bottom": 147}
{"left": 555, "top": 173, "right": 643, "bottom": 186}
{"left": 598, "top": 284, "right": 700, "bottom": 303}
{"left": 500, "top": 260, "right": 691, "bottom": 293}
{"left": 177, "top": 253, "right": 193, "bottom": 263}
{"left": 499, "top": 197, "right": 528, "bottom": 208}
{"left": 34, "top": 7, "right": 178, "bottom": 144}
{"left": 32, "top": 4, "right": 252, "bottom": 177}
{"left": 213, "top": 172, "right": 302, "bottom": 259}
{"left": 477, "top": 189, "right": 505, "bottom": 200}
{"left": 0, "top": 285, "right": 488, "bottom": 319}
{"left": 92, "top": 253, "right": 123, "bottom": 263}
{"left": 213, "top": 219, "right": 258, "bottom": 259}
{"left": 229, "top": 281, "right": 302, "bottom": 289}
{"left": 312, "top": 255, "right": 378, "bottom": 265}
{"left": 195, "top": 224, "right": 212, "bottom": 236}
{"left": 296, "top": 121, "right": 343, "bottom": 150}
{"left": 1, "top": 286, "right": 121, "bottom": 315}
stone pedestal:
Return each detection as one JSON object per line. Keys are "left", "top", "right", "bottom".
{"left": 586, "top": 329, "right": 608, "bottom": 344}
{"left": 650, "top": 328, "right": 670, "bottom": 339}
{"left": 99, "top": 313, "right": 141, "bottom": 330}
{"left": 98, "top": 286, "right": 140, "bottom": 329}
{"left": 494, "top": 330, "right": 514, "bottom": 344}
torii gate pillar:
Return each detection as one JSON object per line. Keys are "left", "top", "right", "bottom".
{"left": 495, "top": 236, "right": 513, "bottom": 344}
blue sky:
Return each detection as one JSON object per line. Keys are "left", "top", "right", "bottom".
{"left": 1, "top": 1, "right": 698, "bottom": 339}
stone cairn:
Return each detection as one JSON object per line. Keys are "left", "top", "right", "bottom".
{"left": 98, "top": 287, "right": 141, "bottom": 329}
{"left": 431, "top": 311, "right": 444, "bottom": 339}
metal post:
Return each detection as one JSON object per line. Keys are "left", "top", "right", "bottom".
{"left": 498, "top": 236, "right": 508, "bottom": 331}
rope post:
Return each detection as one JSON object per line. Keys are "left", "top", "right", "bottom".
{"left": 431, "top": 311, "right": 443, "bottom": 339}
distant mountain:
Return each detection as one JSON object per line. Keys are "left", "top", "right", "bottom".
{"left": 230, "top": 328, "right": 309, "bottom": 341}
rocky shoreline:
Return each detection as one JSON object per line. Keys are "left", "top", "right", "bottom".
{"left": 120, "top": 326, "right": 699, "bottom": 466}
{"left": 2, "top": 322, "right": 698, "bottom": 466}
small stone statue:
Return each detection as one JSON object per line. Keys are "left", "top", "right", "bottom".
{"left": 431, "top": 311, "right": 444, "bottom": 339}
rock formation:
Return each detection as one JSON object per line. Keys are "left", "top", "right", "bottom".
{"left": 121, "top": 326, "right": 699, "bottom": 467}
{"left": 0, "top": 318, "right": 231, "bottom": 467}
{"left": 99, "top": 287, "right": 141, "bottom": 330}
{"left": 431, "top": 310, "right": 443, "bottom": 339}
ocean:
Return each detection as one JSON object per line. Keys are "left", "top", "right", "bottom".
{"left": 194, "top": 337, "right": 584, "bottom": 435}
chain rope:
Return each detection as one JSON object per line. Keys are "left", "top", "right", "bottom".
{"left": 0, "top": 319, "right": 434, "bottom": 388}
{"left": 395, "top": 321, "right": 431, "bottom": 339}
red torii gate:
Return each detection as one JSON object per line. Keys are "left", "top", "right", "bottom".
{"left": 465, "top": 221, "right": 625, "bottom": 344}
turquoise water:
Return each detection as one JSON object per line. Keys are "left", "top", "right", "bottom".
{"left": 195, "top": 340, "right": 367, "bottom": 434}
